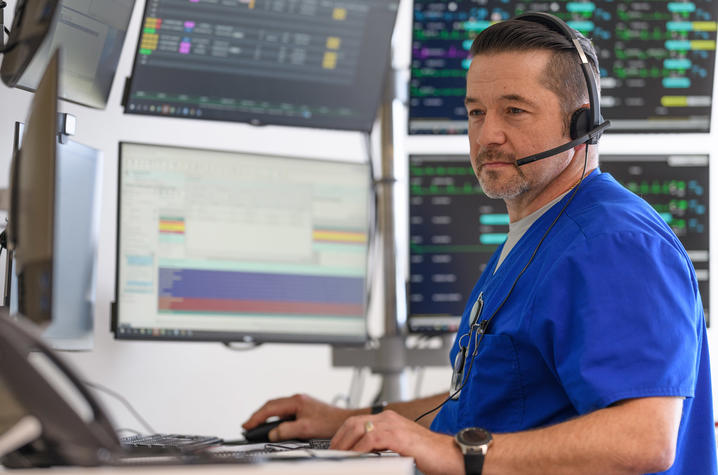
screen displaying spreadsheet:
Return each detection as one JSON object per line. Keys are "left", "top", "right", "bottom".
{"left": 114, "top": 143, "right": 372, "bottom": 343}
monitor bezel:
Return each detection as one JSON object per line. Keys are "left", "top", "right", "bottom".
{"left": 112, "top": 141, "right": 374, "bottom": 345}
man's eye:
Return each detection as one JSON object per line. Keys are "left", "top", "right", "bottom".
{"left": 508, "top": 107, "right": 525, "bottom": 114}
{"left": 468, "top": 109, "right": 484, "bottom": 117}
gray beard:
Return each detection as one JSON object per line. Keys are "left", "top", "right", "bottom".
{"left": 476, "top": 151, "right": 530, "bottom": 199}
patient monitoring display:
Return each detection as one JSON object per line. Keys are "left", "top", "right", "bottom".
{"left": 407, "top": 154, "right": 505, "bottom": 333}
{"left": 114, "top": 143, "right": 371, "bottom": 344}
{"left": 123, "top": 0, "right": 400, "bottom": 131}
{"left": 409, "top": 0, "right": 718, "bottom": 135}
{"left": 408, "top": 154, "right": 710, "bottom": 333}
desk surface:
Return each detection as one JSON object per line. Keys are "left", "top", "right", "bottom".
{"left": 1, "top": 457, "right": 414, "bottom": 475}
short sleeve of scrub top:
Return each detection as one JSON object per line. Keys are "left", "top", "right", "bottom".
{"left": 530, "top": 229, "right": 701, "bottom": 414}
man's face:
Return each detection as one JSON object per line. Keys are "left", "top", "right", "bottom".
{"left": 465, "top": 50, "right": 573, "bottom": 202}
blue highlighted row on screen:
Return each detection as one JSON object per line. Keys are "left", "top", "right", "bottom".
{"left": 127, "top": 255, "right": 153, "bottom": 266}
{"left": 157, "top": 268, "right": 365, "bottom": 317}
{"left": 480, "top": 234, "right": 507, "bottom": 245}
{"left": 666, "top": 40, "right": 691, "bottom": 51}
{"left": 159, "top": 268, "right": 364, "bottom": 304}
{"left": 566, "top": 21, "right": 594, "bottom": 32}
{"left": 567, "top": 2, "right": 595, "bottom": 13}
{"left": 664, "top": 59, "right": 692, "bottom": 70}
{"left": 463, "top": 21, "right": 491, "bottom": 32}
{"left": 667, "top": 22, "right": 693, "bottom": 32}
{"left": 667, "top": 2, "right": 695, "bottom": 13}
{"left": 663, "top": 77, "right": 691, "bottom": 88}
{"left": 479, "top": 214, "right": 510, "bottom": 225}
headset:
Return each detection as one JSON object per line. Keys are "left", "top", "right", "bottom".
{"left": 415, "top": 12, "right": 611, "bottom": 423}
{"left": 513, "top": 12, "right": 611, "bottom": 166}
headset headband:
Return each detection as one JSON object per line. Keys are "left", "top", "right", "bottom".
{"left": 513, "top": 12, "right": 603, "bottom": 144}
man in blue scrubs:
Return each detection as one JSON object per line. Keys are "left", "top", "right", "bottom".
{"left": 243, "top": 15, "right": 716, "bottom": 475}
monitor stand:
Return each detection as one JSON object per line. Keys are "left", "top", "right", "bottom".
{"left": 333, "top": 66, "right": 454, "bottom": 403}
{"left": 332, "top": 334, "right": 454, "bottom": 403}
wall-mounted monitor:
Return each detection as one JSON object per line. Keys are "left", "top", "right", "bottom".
{"left": 114, "top": 143, "right": 372, "bottom": 344}
{"left": 2, "top": 0, "right": 136, "bottom": 109}
{"left": 407, "top": 154, "right": 506, "bottom": 333}
{"left": 0, "top": 0, "right": 58, "bottom": 88}
{"left": 409, "top": 0, "right": 718, "bottom": 135}
{"left": 7, "top": 48, "right": 59, "bottom": 326}
{"left": 600, "top": 154, "right": 709, "bottom": 325}
{"left": 7, "top": 50, "right": 103, "bottom": 350}
{"left": 123, "top": 0, "right": 399, "bottom": 131}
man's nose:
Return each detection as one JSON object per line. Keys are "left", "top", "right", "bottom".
{"left": 475, "top": 113, "right": 507, "bottom": 148}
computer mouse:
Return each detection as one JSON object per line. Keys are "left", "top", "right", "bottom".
{"left": 243, "top": 415, "right": 296, "bottom": 443}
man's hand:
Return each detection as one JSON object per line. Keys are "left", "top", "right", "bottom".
{"left": 242, "top": 394, "right": 353, "bottom": 441}
{"left": 330, "top": 410, "right": 463, "bottom": 475}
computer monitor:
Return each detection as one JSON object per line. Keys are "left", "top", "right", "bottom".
{"left": 0, "top": 0, "right": 58, "bottom": 86}
{"left": 407, "top": 154, "right": 506, "bottom": 333}
{"left": 600, "top": 154, "right": 710, "bottom": 325}
{"left": 122, "top": 0, "right": 400, "bottom": 131}
{"left": 409, "top": 1, "right": 718, "bottom": 135}
{"left": 7, "top": 50, "right": 103, "bottom": 350}
{"left": 2, "top": 0, "right": 136, "bottom": 109}
{"left": 113, "top": 143, "right": 372, "bottom": 344}
{"left": 7, "top": 47, "right": 58, "bottom": 326}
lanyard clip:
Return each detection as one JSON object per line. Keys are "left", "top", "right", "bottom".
{"left": 469, "top": 293, "right": 484, "bottom": 327}
{"left": 475, "top": 319, "right": 489, "bottom": 335}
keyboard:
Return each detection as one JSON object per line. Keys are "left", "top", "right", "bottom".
{"left": 307, "top": 439, "right": 332, "bottom": 450}
{"left": 120, "top": 433, "right": 223, "bottom": 453}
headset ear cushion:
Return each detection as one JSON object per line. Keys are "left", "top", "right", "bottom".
{"left": 569, "top": 108, "right": 592, "bottom": 140}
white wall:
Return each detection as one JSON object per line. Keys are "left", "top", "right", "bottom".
{"left": 1, "top": 0, "right": 716, "bottom": 439}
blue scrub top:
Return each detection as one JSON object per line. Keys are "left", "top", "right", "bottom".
{"left": 430, "top": 170, "right": 716, "bottom": 474}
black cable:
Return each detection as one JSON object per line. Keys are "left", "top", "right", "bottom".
{"left": 83, "top": 380, "right": 157, "bottom": 434}
{"left": 414, "top": 145, "right": 591, "bottom": 424}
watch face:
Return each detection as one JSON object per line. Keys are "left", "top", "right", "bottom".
{"left": 458, "top": 427, "right": 492, "bottom": 445}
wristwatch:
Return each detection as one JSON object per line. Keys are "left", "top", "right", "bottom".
{"left": 454, "top": 427, "right": 493, "bottom": 475}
